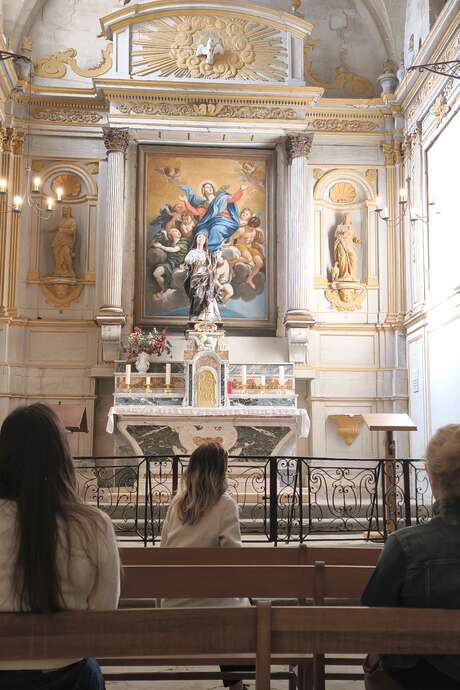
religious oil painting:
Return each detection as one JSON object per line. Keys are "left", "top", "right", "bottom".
{"left": 137, "top": 146, "right": 275, "bottom": 329}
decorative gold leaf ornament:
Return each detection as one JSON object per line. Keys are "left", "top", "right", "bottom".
{"left": 131, "top": 16, "right": 287, "bottom": 82}
{"left": 329, "top": 182, "right": 357, "bottom": 204}
{"left": 33, "top": 44, "right": 112, "bottom": 79}
{"left": 51, "top": 174, "right": 82, "bottom": 199}
{"left": 304, "top": 42, "right": 374, "bottom": 98}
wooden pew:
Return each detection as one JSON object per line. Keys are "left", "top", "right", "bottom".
{"left": 120, "top": 563, "right": 374, "bottom": 600}
{"left": 113, "top": 562, "right": 374, "bottom": 688}
{"left": 1, "top": 605, "right": 460, "bottom": 690}
{"left": 119, "top": 544, "right": 382, "bottom": 567}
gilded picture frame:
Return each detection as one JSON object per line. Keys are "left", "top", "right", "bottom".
{"left": 136, "top": 145, "right": 276, "bottom": 330}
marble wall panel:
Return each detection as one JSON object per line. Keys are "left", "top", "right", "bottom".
{"left": 318, "top": 333, "right": 377, "bottom": 367}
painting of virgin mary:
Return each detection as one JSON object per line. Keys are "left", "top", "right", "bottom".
{"left": 137, "top": 146, "right": 275, "bottom": 330}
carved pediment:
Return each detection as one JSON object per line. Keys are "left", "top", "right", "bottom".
{"left": 100, "top": 0, "right": 314, "bottom": 86}
{"left": 131, "top": 16, "right": 287, "bottom": 82}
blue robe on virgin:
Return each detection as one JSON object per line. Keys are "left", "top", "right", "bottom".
{"left": 180, "top": 185, "right": 240, "bottom": 252}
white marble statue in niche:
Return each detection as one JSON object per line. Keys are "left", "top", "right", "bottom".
{"left": 184, "top": 233, "right": 221, "bottom": 323}
{"left": 48, "top": 206, "right": 77, "bottom": 277}
{"left": 331, "top": 213, "right": 361, "bottom": 282}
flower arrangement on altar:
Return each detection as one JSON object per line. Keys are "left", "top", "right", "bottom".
{"left": 126, "top": 327, "right": 172, "bottom": 372}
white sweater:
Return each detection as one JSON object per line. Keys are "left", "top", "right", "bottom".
{"left": 0, "top": 499, "right": 120, "bottom": 670}
{"left": 160, "top": 491, "right": 249, "bottom": 608}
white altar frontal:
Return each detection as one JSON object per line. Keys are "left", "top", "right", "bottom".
{"left": 108, "top": 324, "right": 309, "bottom": 457}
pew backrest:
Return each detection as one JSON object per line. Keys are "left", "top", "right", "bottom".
{"left": 120, "top": 563, "right": 374, "bottom": 601}
{"left": 119, "top": 545, "right": 382, "bottom": 567}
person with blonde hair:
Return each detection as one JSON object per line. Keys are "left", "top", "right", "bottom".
{"left": 362, "top": 424, "right": 460, "bottom": 690}
{"left": 161, "top": 442, "right": 250, "bottom": 690}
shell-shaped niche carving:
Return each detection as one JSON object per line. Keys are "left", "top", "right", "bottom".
{"left": 329, "top": 182, "right": 357, "bottom": 204}
{"left": 51, "top": 173, "right": 82, "bottom": 200}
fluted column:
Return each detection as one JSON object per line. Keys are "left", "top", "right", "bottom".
{"left": 97, "top": 127, "right": 129, "bottom": 360}
{"left": 284, "top": 133, "right": 315, "bottom": 366}
{"left": 0, "top": 127, "right": 24, "bottom": 317}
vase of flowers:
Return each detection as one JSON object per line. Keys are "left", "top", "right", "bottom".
{"left": 126, "top": 327, "right": 172, "bottom": 373}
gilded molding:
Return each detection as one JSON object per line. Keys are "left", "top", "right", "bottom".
{"left": 285, "top": 133, "right": 313, "bottom": 163}
{"left": 307, "top": 117, "right": 379, "bottom": 133}
{"left": 313, "top": 168, "right": 325, "bottom": 180}
{"left": 33, "top": 44, "right": 113, "bottom": 80}
{"left": 102, "top": 126, "right": 129, "bottom": 153}
{"left": 86, "top": 162, "right": 100, "bottom": 175}
{"left": 430, "top": 78, "right": 455, "bottom": 128}
{"left": 404, "top": 24, "right": 460, "bottom": 122}
{"left": 132, "top": 16, "right": 287, "bottom": 82}
{"left": 328, "top": 414, "right": 363, "bottom": 446}
{"left": 32, "top": 109, "right": 104, "bottom": 124}
{"left": 325, "top": 284, "right": 367, "bottom": 311}
{"left": 115, "top": 98, "right": 298, "bottom": 120}
{"left": 329, "top": 182, "right": 356, "bottom": 204}
{"left": 40, "top": 282, "right": 83, "bottom": 308}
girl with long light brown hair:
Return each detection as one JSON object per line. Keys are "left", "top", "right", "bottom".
{"left": 161, "top": 441, "right": 250, "bottom": 690}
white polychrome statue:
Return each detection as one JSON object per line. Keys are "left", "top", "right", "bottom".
{"left": 195, "top": 36, "right": 224, "bottom": 65}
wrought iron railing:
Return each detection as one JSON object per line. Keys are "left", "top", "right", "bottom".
{"left": 74, "top": 455, "right": 432, "bottom": 545}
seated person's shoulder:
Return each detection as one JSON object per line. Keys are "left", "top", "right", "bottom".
{"left": 220, "top": 491, "right": 238, "bottom": 509}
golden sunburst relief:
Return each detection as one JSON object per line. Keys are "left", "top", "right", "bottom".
{"left": 131, "top": 16, "right": 288, "bottom": 81}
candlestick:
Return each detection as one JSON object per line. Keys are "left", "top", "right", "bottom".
{"left": 241, "top": 365, "right": 247, "bottom": 386}
{"left": 0, "top": 179, "right": 7, "bottom": 194}
{"left": 399, "top": 188, "right": 407, "bottom": 203}
{"left": 56, "top": 187, "right": 63, "bottom": 202}
{"left": 165, "top": 362, "right": 171, "bottom": 386}
{"left": 376, "top": 195, "right": 383, "bottom": 211}
{"left": 125, "top": 364, "right": 131, "bottom": 387}
{"left": 46, "top": 197, "right": 54, "bottom": 211}
{"left": 32, "top": 176, "right": 41, "bottom": 193}
{"left": 145, "top": 375, "right": 151, "bottom": 393}
{"left": 279, "top": 366, "right": 285, "bottom": 387}
{"left": 381, "top": 205, "right": 389, "bottom": 220}
{"left": 12, "top": 196, "right": 23, "bottom": 213}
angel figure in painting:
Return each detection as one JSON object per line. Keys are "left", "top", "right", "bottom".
{"left": 180, "top": 181, "right": 248, "bottom": 253}
{"left": 48, "top": 206, "right": 77, "bottom": 277}
{"left": 331, "top": 213, "right": 361, "bottom": 282}
{"left": 184, "top": 233, "right": 221, "bottom": 323}
{"left": 228, "top": 215, "right": 265, "bottom": 289}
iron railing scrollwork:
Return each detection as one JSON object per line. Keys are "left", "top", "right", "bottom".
{"left": 74, "top": 455, "right": 432, "bottom": 545}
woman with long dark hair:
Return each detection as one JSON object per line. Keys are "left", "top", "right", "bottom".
{"left": 161, "top": 442, "right": 251, "bottom": 690}
{"left": 0, "top": 403, "right": 120, "bottom": 689}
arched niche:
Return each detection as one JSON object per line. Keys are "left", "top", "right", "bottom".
{"left": 313, "top": 168, "right": 378, "bottom": 289}
{"left": 27, "top": 161, "right": 99, "bottom": 304}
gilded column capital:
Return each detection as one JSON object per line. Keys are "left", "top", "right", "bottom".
{"left": 4, "top": 128, "right": 25, "bottom": 155}
{"left": 103, "top": 127, "right": 130, "bottom": 154}
{"left": 382, "top": 142, "right": 396, "bottom": 166}
{"left": 285, "top": 133, "right": 314, "bottom": 164}
{"left": 0, "top": 126, "right": 7, "bottom": 153}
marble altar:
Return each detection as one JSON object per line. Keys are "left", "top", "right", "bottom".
{"left": 108, "top": 324, "right": 309, "bottom": 456}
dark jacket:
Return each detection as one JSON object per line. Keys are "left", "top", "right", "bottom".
{"left": 362, "top": 498, "right": 460, "bottom": 682}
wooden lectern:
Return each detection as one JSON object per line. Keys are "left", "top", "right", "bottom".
{"left": 49, "top": 405, "right": 88, "bottom": 433}
{"left": 362, "top": 413, "right": 417, "bottom": 535}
